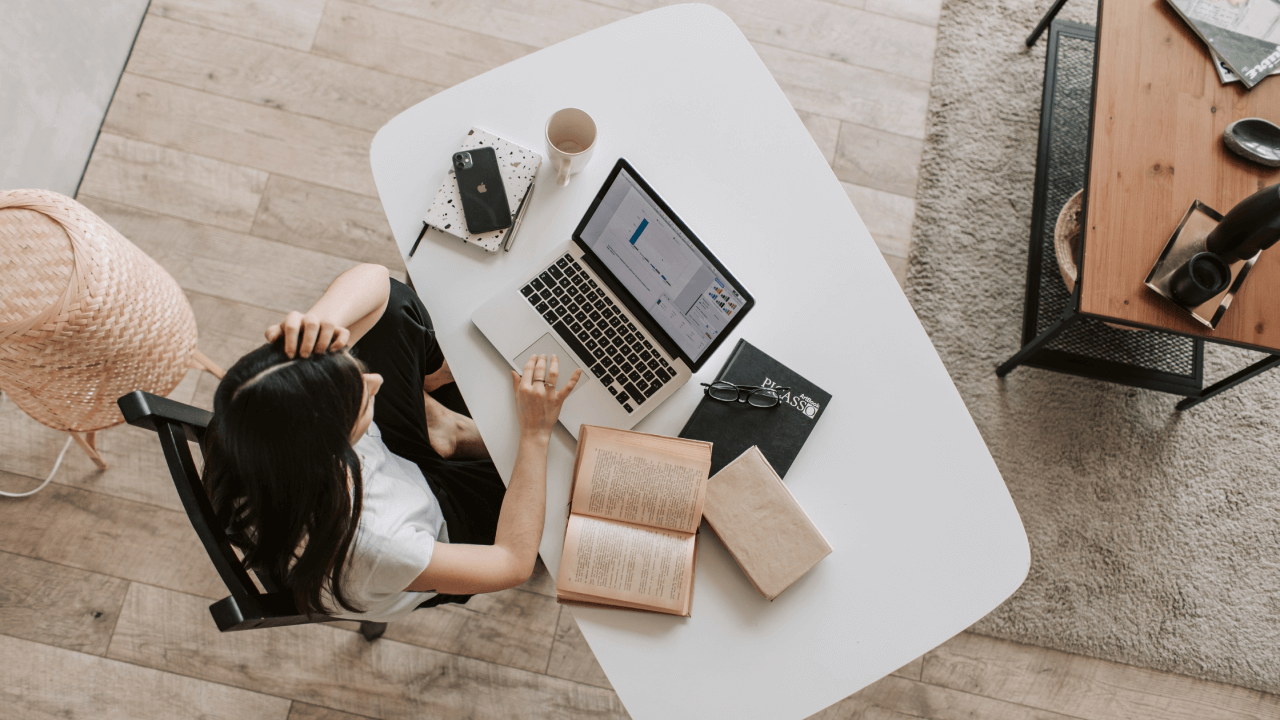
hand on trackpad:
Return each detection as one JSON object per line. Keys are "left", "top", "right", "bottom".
{"left": 513, "top": 333, "right": 586, "bottom": 387}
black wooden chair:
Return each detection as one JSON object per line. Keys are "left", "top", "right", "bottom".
{"left": 117, "top": 390, "right": 388, "bottom": 641}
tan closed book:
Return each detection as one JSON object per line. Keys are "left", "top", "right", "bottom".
{"left": 703, "top": 446, "right": 832, "bottom": 600}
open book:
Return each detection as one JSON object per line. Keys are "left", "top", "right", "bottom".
{"left": 556, "top": 425, "right": 713, "bottom": 617}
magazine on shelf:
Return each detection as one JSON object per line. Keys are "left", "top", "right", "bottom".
{"left": 1167, "top": 0, "right": 1280, "bottom": 89}
{"left": 1211, "top": 46, "right": 1280, "bottom": 83}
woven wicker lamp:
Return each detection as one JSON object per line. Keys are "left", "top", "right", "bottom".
{"left": 0, "top": 189, "right": 223, "bottom": 471}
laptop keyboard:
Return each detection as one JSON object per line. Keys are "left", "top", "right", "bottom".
{"left": 521, "top": 253, "right": 676, "bottom": 414}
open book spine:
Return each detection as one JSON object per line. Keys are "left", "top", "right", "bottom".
{"left": 556, "top": 425, "right": 712, "bottom": 616}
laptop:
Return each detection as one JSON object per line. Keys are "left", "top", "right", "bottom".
{"left": 472, "top": 158, "right": 754, "bottom": 438}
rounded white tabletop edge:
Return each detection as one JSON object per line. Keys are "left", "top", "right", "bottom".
{"left": 370, "top": 6, "right": 1030, "bottom": 720}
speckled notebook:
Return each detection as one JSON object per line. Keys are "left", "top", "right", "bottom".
{"left": 424, "top": 128, "right": 541, "bottom": 253}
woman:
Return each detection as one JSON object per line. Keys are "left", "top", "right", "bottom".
{"left": 202, "top": 263, "right": 580, "bottom": 622}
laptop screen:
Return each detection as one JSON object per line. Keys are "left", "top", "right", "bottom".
{"left": 575, "top": 163, "right": 749, "bottom": 365}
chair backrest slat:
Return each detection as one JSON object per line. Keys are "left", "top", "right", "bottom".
{"left": 155, "top": 421, "right": 262, "bottom": 604}
{"left": 118, "top": 390, "right": 312, "bottom": 631}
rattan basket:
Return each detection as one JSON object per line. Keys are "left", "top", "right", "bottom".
{"left": 1054, "top": 189, "right": 1131, "bottom": 332}
{"left": 0, "top": 190, "right": 222, "bottom": 469}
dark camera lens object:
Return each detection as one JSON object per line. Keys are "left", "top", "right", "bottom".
{"left": 1192, "top": 261, "right": 1222, "bottom": 287}
{"left": 1169, "top": 251, "right": 1231, "bottom": 306}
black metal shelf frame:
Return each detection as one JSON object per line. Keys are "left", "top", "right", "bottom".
{"left": 996, "top": 18, "right": 1280, "bottom": 410}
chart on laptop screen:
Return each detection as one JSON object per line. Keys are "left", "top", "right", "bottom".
{"left": 579, "top": 169, "right": 744, "bottom": 362}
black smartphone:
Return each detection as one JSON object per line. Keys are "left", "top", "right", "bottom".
{"left": 453, "top": 147, "right": 511, "bottom": 234}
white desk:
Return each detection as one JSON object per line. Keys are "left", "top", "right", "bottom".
{"left": 371, "top": 6, "right": 1029, "bottom": 719}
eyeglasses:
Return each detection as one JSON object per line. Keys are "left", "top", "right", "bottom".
{"left": 701, "top": 381, "right": 790, "bottom": 408}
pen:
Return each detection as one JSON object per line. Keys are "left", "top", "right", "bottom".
{"left": 503, "top": 183, "right": 533, "bottom": 252}
{"left": 504, "top": 183, "right": 535, "bottom": 252}
{"left": 408, "top": 221, "right": 429, "bottom": 258}
{"left": 498, "top": 194, "right": 521, "bottom": 251}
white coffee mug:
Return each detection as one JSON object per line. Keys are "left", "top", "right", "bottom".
{"left": 546, "top": 108, "right": 597, "bottom": 187}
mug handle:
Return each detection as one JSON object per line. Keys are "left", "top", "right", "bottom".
{"left": 556, "top": 159, "right": 571, "bottom": 187}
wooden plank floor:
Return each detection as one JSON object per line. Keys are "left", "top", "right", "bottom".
{"left": 3, "top": 1, "right": 1279, "bottom": 718}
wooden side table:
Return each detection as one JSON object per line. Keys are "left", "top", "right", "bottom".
{"left": 1000, "top": 1, "right": 1280, "bottom": 410}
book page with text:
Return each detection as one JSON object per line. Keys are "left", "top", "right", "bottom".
{"left": 557, "top": 514, "right": 695, "bottom": 615}
{"left": 571, "top": 426, "right": 711, "bottom": 534}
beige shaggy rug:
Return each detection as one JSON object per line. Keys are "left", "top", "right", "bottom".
{"left": 907, "top": 0, "right": 1280, "bottom": 694}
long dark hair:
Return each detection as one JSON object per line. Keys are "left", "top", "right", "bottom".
{"left": 202, "top": 340, "right": 367, "bottom": 616}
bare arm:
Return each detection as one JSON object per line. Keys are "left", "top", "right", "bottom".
{"left": 405, "top": 354, "right": 582, "bottom": 595}
{"left": 265, "top": 264, "right": 390, "bottom": 357}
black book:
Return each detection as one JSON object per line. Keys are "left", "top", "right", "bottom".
{"left": 679, "top": 339, "right": 831, "bottom": 479}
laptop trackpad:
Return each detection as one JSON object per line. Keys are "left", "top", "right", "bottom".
{"left": 512, "top": 333, "right": 586, "bottom": 387}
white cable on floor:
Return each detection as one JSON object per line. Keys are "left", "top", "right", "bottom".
{"left": 0, "top": 391, "right": 74, "bottom": 498}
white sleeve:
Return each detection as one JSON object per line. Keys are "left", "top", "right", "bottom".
{"left": 362, "top": 522, "right": 437, "bottom": 595}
